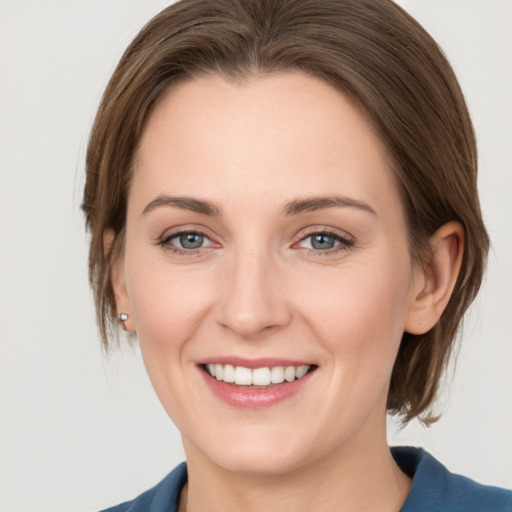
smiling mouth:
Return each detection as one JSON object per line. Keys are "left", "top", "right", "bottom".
{"left": 203, "top": 363, "right": 317, "bottom": 387}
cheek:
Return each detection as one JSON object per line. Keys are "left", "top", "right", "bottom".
{"left": 123, "top": 250, "right": 218, "bottom": 418}
{"left": 299, "top": 259, "right": 412, "bottom": 373}
{"left": 124, "top": 249, "right": 217, "bottom": 354}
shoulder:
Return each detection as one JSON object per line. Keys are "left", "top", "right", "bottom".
{"left": 392, "top": 446, "right": 512, "bottom": 512}
{"left": 98, "top": 462, "right": 187, "bottom": 512}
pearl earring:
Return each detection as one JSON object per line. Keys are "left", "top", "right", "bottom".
{"left": 117, "top": 312, "right": 128, "bottom": 331}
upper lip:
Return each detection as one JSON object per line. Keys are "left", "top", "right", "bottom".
{"left": 197, "top": 357, "right": 315, "bottom": 369}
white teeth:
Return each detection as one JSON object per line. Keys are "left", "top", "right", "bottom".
{"left": 206, "top": 363, "right": 312, "bottom": 386}
{"left": 234, "top": 366, "right": 253, "bottom": 385}
{"left": 296, "top": 365, "right": 309, "bottom": 378}
{"left": 270, "top": 366, "right": 285, "bottom": 384}
{"left": 284, "top": 366, "right": 296, "bottom": 382}
{"left": 223, "top": 364, "right": 235, "bottom": 383}
{"left": 253, "top": 367, "right": 271, "bottom": 386}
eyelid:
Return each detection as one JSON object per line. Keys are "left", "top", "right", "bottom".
{"left": 157, "top": 225, "right": 219, "bottom": 251}
{"left": 168, "top": 232, "right": 214, "bottom": 248}
{"left": 294, "top": 227, "right": 355, "bottom": 252}
{"left": 297, "top": 226, "right": 354, "bottom": 242}
{"left": 155, "top": 225, "right": 354, "bottom": 255}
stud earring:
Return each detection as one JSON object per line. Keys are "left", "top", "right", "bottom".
{"left": 117, "top": 312, "right": 129, "bottom": 331}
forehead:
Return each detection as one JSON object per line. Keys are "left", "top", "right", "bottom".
{"left": 131, "top": 72, "right": 400, "bottom": 217}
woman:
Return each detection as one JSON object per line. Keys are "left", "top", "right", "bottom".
{"left": 82, "top": 0, "right": 512, "bottom": 510}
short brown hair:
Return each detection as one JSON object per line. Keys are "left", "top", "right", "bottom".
{"left": 82, "top": 0, "right": 489, "bottom": 424}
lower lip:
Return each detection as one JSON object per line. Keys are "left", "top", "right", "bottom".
{"left": 200, "top": 368, "right": 314, "bottom": 409}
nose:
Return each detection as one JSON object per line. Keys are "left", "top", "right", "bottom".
{"left": 215, "top": 245, "right": 292, "bottom": 338}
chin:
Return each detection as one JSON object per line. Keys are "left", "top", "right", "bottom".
{"left": 189, "top": 427, "right": 321, "bottom": 477}
{"left": 212, "top": 449, "right": 306, "bottom": 477}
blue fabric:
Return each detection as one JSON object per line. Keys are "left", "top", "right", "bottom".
{"left": 392, "top": 447, "right": 512, "bottom": 511}
{"left": 99, "top": 462, "right": 187, "bottom": 512}
{"left": 100, "top": 447, "right": 512, "bottom": 511}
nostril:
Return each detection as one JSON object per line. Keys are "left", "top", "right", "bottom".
{"left": 215, "top": 264, "right": 292, "bottom": 337}
{"left": 216, "top": 303, "right": 292, "bottom": 338}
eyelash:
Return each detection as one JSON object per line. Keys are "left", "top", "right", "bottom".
{"left": 157, "top": 228, "right": 355, "bottom": 256}
{"left": 296, "top": 229, "right": 355, "bottom": 255}
{"left": 158, "top": 229, "right": 214, "bottom": 256}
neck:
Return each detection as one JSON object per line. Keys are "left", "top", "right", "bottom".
{"left": 181, "top": 419, "right": 411, "bottom": 512}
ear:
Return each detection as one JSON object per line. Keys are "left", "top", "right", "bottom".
{"left": 104, "top": 229, "right": 134, "bottom": 332}
{"left": 405, "top": 221, "right": 464, "bottom": 335}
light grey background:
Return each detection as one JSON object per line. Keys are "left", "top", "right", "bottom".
{"left": 0, "top": 1, "right": 510, "bottom": 511}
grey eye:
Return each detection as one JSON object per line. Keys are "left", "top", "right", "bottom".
{"left": 310, "top": 234, "right": 337, "bottom": 250}
{"left": 179, "top": 233, "right": 205, "bottom": 249}
{"left": 160, "top": 230, "right": 214, "bottom": 252}
{"left": 296, "top": 231, "right": 354, "bottom": 253}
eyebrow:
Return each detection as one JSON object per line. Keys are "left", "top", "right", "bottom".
{"left": 282, "top": 195, "right": 377, "bottom": 216}
{"left": 141, "top": 195, "right": 223, "bottom": 217}
{"left": 141, "top": 194, "right": 376, "bottom": 218}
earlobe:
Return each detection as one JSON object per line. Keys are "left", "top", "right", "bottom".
{"left": 405, "top": 221, "right": 464, "bottom": 335}
{"left": 104, "top": 229, "right": 134, "bottom": 332}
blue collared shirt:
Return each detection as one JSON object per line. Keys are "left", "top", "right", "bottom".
{"left": 100, "top": 447, "right": 512, "bottom": 511}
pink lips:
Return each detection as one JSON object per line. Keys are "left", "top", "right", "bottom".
{"left": 198, "top": 357, "right": 316, "bottom": 409}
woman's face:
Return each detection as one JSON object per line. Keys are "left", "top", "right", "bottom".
{"left": 117, "top": 72, "right": 422, "bottom": 474}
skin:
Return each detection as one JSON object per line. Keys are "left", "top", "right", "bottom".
{"left": 111, "top": 72, "right": 463, "bottom": 511}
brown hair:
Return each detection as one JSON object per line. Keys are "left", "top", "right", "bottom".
{"left": 82, "top": 0, "right": 489, "bottom": 424}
